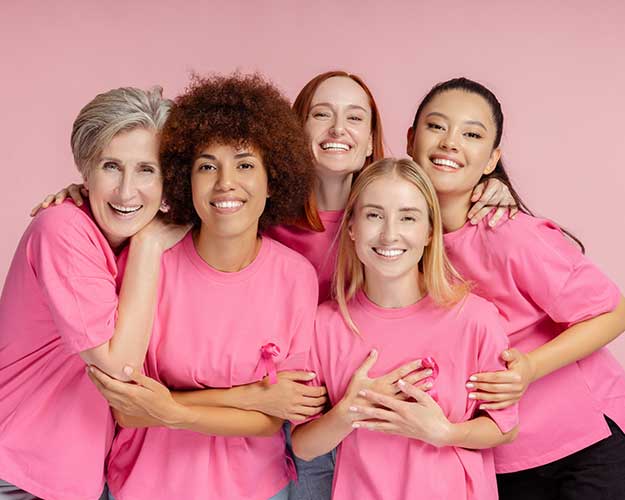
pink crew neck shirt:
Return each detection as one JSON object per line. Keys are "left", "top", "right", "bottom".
{"left": 0, "top": 201, "right": 117, "bottom": 500}
{"left": 444, "top": 213, "right": 625, "bottom": 473}
{"left": 107, "top": 233, "right": 318, "bottom": 500}
{"left": 310, "top": 292, "right": 518, "bottom": 500}
{"left": 266, "top": 209, "right": 343, "bottom": 303}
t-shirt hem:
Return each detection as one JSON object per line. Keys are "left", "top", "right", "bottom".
{"left": 0, "top": 461, "right": 104, "bottom": 500}
{"left": 494, "top": 426, "right": 610, "bottom": 473}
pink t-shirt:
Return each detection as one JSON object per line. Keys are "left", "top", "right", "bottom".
{"left": 444, "top": 213, "right": 625, "bottom": 473}
{"left": 266, "top": 209, "right": 343, "bottom": 303}
{"left": 310, "top": 292, "right": 518, "bottom": 500}
{"left": 0, "top": 201, "right": 117, "bottom": 500}
{"left": 107, "top": 233, "right": 318, "bottom": 500}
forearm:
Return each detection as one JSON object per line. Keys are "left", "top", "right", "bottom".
{"left": 528, "top": 297, "right": 625, "bottom": 381}
{"left": 172, "top": 383, "right": 259, "bottom": 410}
{"left": 292, "top": 402, "right": 352, "bottom": 461}
{"left": 446, "top": 416, "right": 517, "bottom": 449}
{"left": 173, "top": 405, "right": 283, "bottom": 437}
{"left": 80, "top": 238, "right": 163, "bottom": 380}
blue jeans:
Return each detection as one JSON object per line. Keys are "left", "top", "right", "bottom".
{"left": 0, "top": 479, "right": 109, "bottom": 500}
{"left": 107, "top": 484, "right": 288, "bottom": 500}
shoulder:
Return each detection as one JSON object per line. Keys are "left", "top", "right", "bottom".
{"left": 265, "top": 236, "right": 318, "bottom": 279}
{"left": 449, "top": 293, "right": 504, "bottom": 332}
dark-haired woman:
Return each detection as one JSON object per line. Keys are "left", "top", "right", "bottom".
{"left": 407, "top": 77, "right": 625, "bottom": 499}
{"left": 88, "top": 74, "right": 319, "bottom": 500}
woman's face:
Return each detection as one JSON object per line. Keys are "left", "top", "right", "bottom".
{"left": 304, "top": 76, "right": 373, "bottom": 177}
{"left": 408, "top": 89, "right": 500, "bottom": 197}
{"left": 85, "top": 127, "right": 163, "bottom": 249}
{"left": 191, "top": 142, "right": 268, "bottom": 239}
{"left": 350, "top": 175, "right": 431, "bottom": 283}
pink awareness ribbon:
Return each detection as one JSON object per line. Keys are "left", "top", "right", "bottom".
{"left": 260, "top": 342, "right": 281, "bottom": 384}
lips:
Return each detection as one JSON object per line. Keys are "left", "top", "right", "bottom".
{"left": 320, "top": 141, "right": 351, "bottom": 152}
{"left": 373, "top": 247, "right": 406, "bottom": 258}
{"left": 108, "top": 203, "right": 142, "bottom": 216}
{"left": 209, "top": 198, "right": 246, "bottom": 213}
{"left": 430, "top": 156, "right": 463, "bottom": 170}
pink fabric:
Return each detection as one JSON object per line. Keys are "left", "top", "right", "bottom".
{"left": 266, "top": 209, "right": 343, "bottom": 303}
{"left": 0, "top": 201, "right": 117, "bottom": 500}
{"left": 107, "top": 233, "right": 318, "bottom": 500}
{"left": 311, "top": 292, "right": 518, "bottom": 500}
{"left": 444, "top": 213, "right": 625, "bottom": 472}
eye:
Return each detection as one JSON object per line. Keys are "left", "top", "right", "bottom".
{"left": 312, "top": 112, "right": 331, "bottom": 119}
{"left": 348, "top": 115, "right": 364, "bottom": 122}
{"left": 238, "top": 162, "right": 255, "bottom": 170}
{"left": 366, "top": 212, "right": 382, "bottom": 220}
{"left": 198, "top": 163, "right": 217, "bottom": 172}
{"left": 102, "top": 161, "right": 119, "bottom": 171}
{"left": 139, "top": 165, "right": 156, "bottom": 174}
{"left": 464, "top": 131, "right": 482, "bottom": 139}
{"left": 426, "top": 122, "right": 444, "bottom": 131}
{"left": 401, "top": 215, "right": 416, "bottom": 222}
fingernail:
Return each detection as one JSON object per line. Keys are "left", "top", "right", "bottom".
{"left": 469, "top": 375, "right": 477, "bottom": 382}
{"left": 370, "top": 349, "right": 377, "bottom": 357}
{"left": 489, "top": 220, "right": 496, "bottom": 227}
{"left": 349, "top": 406, "right": 358, "bottom": 412}
{"left": 466, "top": 382, "right": 475, "bottom": 389}
{"left": 424, "top": 381, "right": 433, "bottom": 389}
{"left": 415, "top": 359, "right": 422, "bottom": 368}
{"left": 479, "top": 405, "right": 486, "bottom": 410}
{"left": 425, "top": 369, "right": 433, "bottom": 376}
{"left": 398, "top": 379, "right": 406, "bottom": 387}
{"left": 123, "top": 366, "right": 133, "bottom": 376}
{"left": 88, "top": 366, "right": 94, "bottom": 373}
{"left": 309, "top": 372, "right": 316, "bottom": 378}
{"left": 352, "top": 423, "right": 360, "bottom": 429}
{"left": 358, "top": 390, "right": 367, "bottom": 397}
{"left": 468, "top": 393, "right": 477, "bottom": 399}
{"left": 471, "top": 218, "right": 477, "bottom": 225}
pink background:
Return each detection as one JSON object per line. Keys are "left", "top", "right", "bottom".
{"left": 2, "top": 1, "right": 624, "bottom": 364}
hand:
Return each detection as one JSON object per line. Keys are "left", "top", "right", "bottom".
{"left": 132, "top": 217, "right": 192, "bottom": 252}
{"left": 349, "top": 380, "right": 452, "bottom": 447}
{"left": 336, "top": 350, "right": 432, "bottom": 425}
{"left": 466, "top": 348, "right": 536, "bottom": 410}
{"left": 30, "top": 183, "right": 88, "bottom": 216}
{"left": 468, "top": 178, "right": 519, "bottom": 227}
{"left": 250, "top": 371, "right": 328, "bottom": 421}
{"left": 87, "top": 365, "right": 187, "bottom": 427}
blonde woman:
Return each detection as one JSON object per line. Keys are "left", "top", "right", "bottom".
{"left": 291, "top": 158, "right": 518, "bottom": 500}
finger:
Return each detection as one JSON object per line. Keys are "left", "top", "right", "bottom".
{"left": 300, "top": 395, "right": 327, "bottom": 407}
{"left": 279, "top": 370, "right": 318, "bottom": 382}
{"left": 399, "top": 368, "right": 432, "bottom": 386}
{"left": 468, "top": 184, "right": 496, "bottom": 219}
{"left": 354, "top": 349, "right": 378, "bottom": 378}
{"left": 468, "top": 391, "right": 519, "bottom": 403}
{"left": 54, "top": 190, "right": 68, "bottom": 205}
{"left": 470, "top": 182, "right": 485, "bottom": 203}
{"left": 30, "top": 203, "right": 43, "bottom": 217}
{"left": 501, "top": 348, "right": 522, "bottom": 364}
{"left": 68, "top": 184, "right": 84, "bottom": 206}
{"left": 470, "top": 205, "right": 496, "bottom": 225}
{"left": 469, "top": 371, "right": 520, "bottom": 384}
{"left": 509, "top": 205, "right": 519, "bottom": 219}
{"left": 479, "top": 400, "right": 517, "bottom": 410}
{"left": 41, "top": 194, "right": 56, "bottom": 209}
{"left": 89, "top": 366, "right": 138, "bottom": 395}
{"left": 349, "top": 404, "right": 398, "bottom": 423}
{"left": 295, "top": 405, "right": 325, "bottom": 417}
{"left": 123, "top": 366, "right": 162, "bottom": 392}
{"left": 385, "top": 359, "right": 423, "bottom": 382}
{"left": 352, "top": 420, "right": 396, "bottom": 433}
{"left": 489, "top": 207, "right": 507, "bottom": 228}
{"left": 299, "top": 385, "right": 327, "bottom": 398}
{"left": 467, "top": 382, "right": 522, "bottom": 395}
{"left": 359, "top": 389, "right": 403, "bottom": 411}
{"left": 397, "top": 380, "right": 434, "bottom": 405}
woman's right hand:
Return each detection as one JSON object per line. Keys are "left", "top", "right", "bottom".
{"left": 30, "top": 183, "right": 87, "bottom": 216}
{"left": 336, "top": 350, "right": 432, "bottom": 424}
{"left": 132, "top": 217, "right": 192, "bottom": 253}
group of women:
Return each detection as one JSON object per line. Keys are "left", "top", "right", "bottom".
{"left": 1, "top": 68, "right": 624, "bottom": 500}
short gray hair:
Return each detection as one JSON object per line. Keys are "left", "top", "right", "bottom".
{"left": 71, "top": 86, "right": 172, "bottom": 177}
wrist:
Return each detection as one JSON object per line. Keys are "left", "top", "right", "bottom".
{"left": 332, "top": 399, "right": 355, "bottom": 429}
{"left": 434, "top": 419, "right": 457, "bottom": 448}
{"left": 168, "top": 402, "right": 197, "bottom": 430}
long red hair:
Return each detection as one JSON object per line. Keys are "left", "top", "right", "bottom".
{"left": 293, "top": 71, "right": 385, "bottom": 231}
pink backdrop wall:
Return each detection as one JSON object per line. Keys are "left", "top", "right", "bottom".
{"left": 2, "top": 1, "right": 625, "bottom": 364}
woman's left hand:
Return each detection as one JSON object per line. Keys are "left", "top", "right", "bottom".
{"left": 87, "top": 365, "right": 187, "bottom": 427}
{"left": 348, "top": 379, "right": 452, "bottom": 447}
{"left": 468, "top": 177, "right": 519, "bottom": 227}
{"left": 466, "top": 349, "right": 536, "bottom": 410}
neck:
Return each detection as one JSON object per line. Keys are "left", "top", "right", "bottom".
{"left": 315, "top": 171, "right": 354, "bottom": 211}
{"left": 363, "top": 268, "right": 423, "bottom": 308}
{"left": 437, "top": 191, "right": 471, "bottom": 233}
{"left": 194, "top": 225, "right": 261, "bottom": 272}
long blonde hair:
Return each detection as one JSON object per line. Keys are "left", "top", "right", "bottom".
{"left": 334, "top": 158, "right": 469, "bottom": 334}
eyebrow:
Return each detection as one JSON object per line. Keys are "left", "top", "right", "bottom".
{"left": 100, "top": 157, "right": 158, "bottom": 167}
{"left": 196, "top": 152, "right": 256, "bottom": 161}
{"left": 425, "top": 112, "right": 487, "bottom": 131}
{"left": 362, "top": 203, "right": 424, "bottom": 213}
{"left": 310, "top": 102, "right": 370, "bottom": 114}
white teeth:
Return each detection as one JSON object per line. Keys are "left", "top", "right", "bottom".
{"left": 110, "top": 203, "right": 141, "bottom": 214}
{"left": 432, "top": 158, "right": 461, "bottom": 169}
{"left": 321, "top": 142, "right": 350, "bottom": 151}
{"left": 374, "top": 248, "right": 405, "bottom": 257}
{"left": 212, "top": 200, "right": 243, "bottom": 209}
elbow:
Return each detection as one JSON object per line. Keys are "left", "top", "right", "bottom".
{"left": 290, "top": 429, "right": 317, "bottom": 462}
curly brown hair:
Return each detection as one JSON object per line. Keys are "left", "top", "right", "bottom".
{"left": 159, "top": 73, "right": 314, "bottom": 231}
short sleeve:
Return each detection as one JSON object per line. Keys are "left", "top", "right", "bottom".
{"left": 474, "top": 303, "right": 519, "bottom": 433}
{"left": 507, "top": 218, "right": 621, "bottom": 325}
{"left": 27, "top": 207, "right": 118, "bottom": 353}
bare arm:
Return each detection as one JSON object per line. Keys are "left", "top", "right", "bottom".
{"left": 79, "top": 220, "right": 189, "bottom": 381}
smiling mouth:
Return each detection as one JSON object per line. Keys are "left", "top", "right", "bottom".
{"left": 320, "top": 142, "right": 351, "bottom": 152}
{"left": 373, "top": 247, "right": 406, "bottom": 258}
{"left": 210, "top": 200, "right": 245, "bottom": 212}
{"left": 431, "top": 157, "right": 463, "bottom": 169}
{"left": 108, "top": 203, "right": 142, "bottom": 216}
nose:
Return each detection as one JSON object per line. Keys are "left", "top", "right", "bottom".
{"left": 380, "top": 217, "right": 399, "bottom": 244}
{"left": 330, "top": 113, "right": 346, "bottom": 137}
{"left": 439, "top": 128, "right": 459, "bottom": 152}
{"left": 215, "top": 165, "right": 235, "bottom": 191}
{"left": 117, "top": 170, "right": 137, "bottom": 200}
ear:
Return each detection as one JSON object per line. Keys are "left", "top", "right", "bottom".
{"left": 406, "top": 127, "right": 415, "bottom": 157}
{"left": 366, "top": 132, "right": 373, "bottom": 158}
{"left": 348, "top": 220, "right": 355, "bottom": 241}
{"left": 159, "top": 200, "right": 170, "bottom": 213}
{"left": 425, "top": 226, "right": 433, "bottom": 247}
{"left": 483, "top": 147, "right": 501, "bottom": 175}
